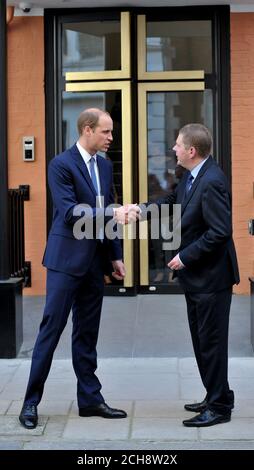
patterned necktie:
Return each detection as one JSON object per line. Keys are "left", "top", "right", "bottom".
{"left": 89, "top": 156, "right": 99, "bottom": 195}
{"left": 185, "top": 172, "right": 194, "bottom": 195}
{"left": 89, "top": 156, "right": 103, "bottom": 241}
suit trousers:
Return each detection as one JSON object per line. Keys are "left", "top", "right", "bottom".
{"left": 185, "top": 287, "right": 234, "bottom": 415}
{"left": 24, "top": 244, "right": 105, "bottom": 408}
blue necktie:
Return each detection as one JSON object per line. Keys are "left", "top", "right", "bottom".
{"left": 89, "top": 156, "right": 103, "bottom": 241}
{"left": 89, "top": 157, "right": 99, "bottom": 195}
{"left": 185, "top": 172, "right": 194, "bottom": 196}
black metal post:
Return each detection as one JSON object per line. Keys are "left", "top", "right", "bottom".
{"left": 0, "top": 1, "right": 23, "bottom": 358}
{"left": 0, "top": 0, "right": 10, "bottom": 280}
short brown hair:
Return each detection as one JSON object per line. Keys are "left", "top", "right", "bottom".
{"left": 77, "top": 108, "right": 109, "bottom": 136}
{"left": 179, "top": 123, "right": 212, "bottom": 158}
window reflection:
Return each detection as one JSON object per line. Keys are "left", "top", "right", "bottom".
{"left": 62, "top": 91, "right": 106, "bottom": 150}
{"left": 147, "top": 90, "right": 213, "bottom": 285}
{"left": 62, "top": 20, "right": 121, "bottom": 74}
{"left": 146, "top": 21, "right": 212, "bottom": 73}
{"left": 62, "top": 91, "right": 122, "bottom": 202}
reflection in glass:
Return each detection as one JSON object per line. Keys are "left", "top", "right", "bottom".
{"left": 147, "top": 90, "right": 213, "bottom": 285}
{"left": 62, "top": 90, "right": 123, "bottom": 286}
{"left": 146, "top": 21, "right": 212, "bottom": 73}
{"left": 62, "top": 19, "right": 121, "bottom": 75}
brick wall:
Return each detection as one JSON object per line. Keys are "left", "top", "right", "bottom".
{"left": 7, "top": 16, "right": 46, "bottom": 295}
{"left": 231, "top": 13, "right": 254, "bottom": 294}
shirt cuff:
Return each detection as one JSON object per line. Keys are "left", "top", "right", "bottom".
{"left": 177, "top": 254, "right": 185, "bottom": 268}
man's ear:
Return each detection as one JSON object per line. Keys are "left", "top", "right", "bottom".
{"left": 189, "top": 146, "right": 196, "bottom": 157}
{"left": 83, "top": 125, "right": 92, "bottom": 136}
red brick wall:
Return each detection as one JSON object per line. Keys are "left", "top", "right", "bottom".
{"left": 7, "top": 16, "right": 46, "bottom": 295}
{"left": 231, "top": 13, "right": 254, "bottom": 294}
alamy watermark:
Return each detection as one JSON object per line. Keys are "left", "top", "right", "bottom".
{"left": 72, "top": 196, "right": 181, "bottom": 251}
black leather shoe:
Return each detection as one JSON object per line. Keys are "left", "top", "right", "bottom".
{"left": 79, "top": 403, "right": 127, "bottom": 419}
{"left": 183, "top": 409, "right": 231, "bottom": 427}
{"left": 19, "top": 404, "right": 38, "bottom": 429}
{"left": 184, "top": 399, "right": 208, "bottom": 413}
{"left": 184, "top": 398, "right": 234, "bottom": 413}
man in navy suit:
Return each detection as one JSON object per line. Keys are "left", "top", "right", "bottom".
{"left": 19, "top": 108, "right": 131, "bottom": 429}
{"left": 136, "top": 124, "right": 239, "bottom": 427}
{"left": 162, "top": 124, "right": 239, "bottom": 426}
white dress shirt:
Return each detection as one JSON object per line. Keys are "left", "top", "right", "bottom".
{"left": 189, "top": 156, "right": 209, "bottom": 183}
{"left": 76, "top": 141, "right": 102, "bottom": 207}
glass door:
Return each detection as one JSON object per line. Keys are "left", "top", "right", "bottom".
{"left": 138, "top": 82, "right": 213, "bottom": 292}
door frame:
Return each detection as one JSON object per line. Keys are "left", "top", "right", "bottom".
{"left": 44, "top": 5, "right": 231, "bottom": 295}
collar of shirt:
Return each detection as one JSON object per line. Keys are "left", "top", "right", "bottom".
{"left": 76, "top": 141, "right": 97, "bottom": 168}
{"left": 190, "top": 155, "right": 209, "bottom": 181}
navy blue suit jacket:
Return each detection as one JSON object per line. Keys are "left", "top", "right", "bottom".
{"left": 154, "top": 156, "right": 240, "bottom": 293}
{"left": 43, "top": 144, "right": 122, "bottom": 276}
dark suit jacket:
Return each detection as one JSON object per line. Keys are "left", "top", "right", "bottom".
{"left": 43, "top": 144, "right": 122, "bottom": 276}
{"left": 153, "top": 156, "right": 240, "bottom": 293}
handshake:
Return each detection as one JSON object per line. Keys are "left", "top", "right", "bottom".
{"left": 113, "top": 204, "right": 141, "bottom": 225}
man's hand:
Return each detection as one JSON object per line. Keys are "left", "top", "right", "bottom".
{"left": 168, "top": 254, "right": 185, "bottom": 271}
{"left": 112, "top": 260, "right": 126, "bottom": 280}
{"left": 113, "top": 204, "right": 140, "bottom": 224}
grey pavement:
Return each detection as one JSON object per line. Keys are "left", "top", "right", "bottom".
{"left": 0, "top": 294, "right": 254, "bottom": 450}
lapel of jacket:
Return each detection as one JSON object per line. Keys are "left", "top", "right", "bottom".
{"left": 70, "top": 144, "right": 97, "bottom": 198}
{"left": 181, "top": 156, "right": 214, "bottom": 216}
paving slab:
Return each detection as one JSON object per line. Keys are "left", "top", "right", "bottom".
{"left": 131, "top": 418, "right": 199, "bottom": 440}
{"left": 134, "top": 400, "right": 191, "bottom": 418}
{"left": 0, "top": 416, "right": 47, "bottom": 436}
{"left": 200, "top": 418, "right": 254, "bottom": 440}
{"left": 0, "top": 401, "right": 11, "bottom": 414}
{"left": 63, "top": 417, "right": 131, "bottom": 440}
